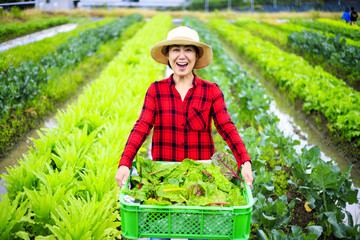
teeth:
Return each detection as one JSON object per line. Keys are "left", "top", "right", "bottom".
{"left": 177, "top": 63, "right": 188, "bottom": 66}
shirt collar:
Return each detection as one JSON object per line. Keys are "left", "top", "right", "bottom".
{"left": 168, "top": 73, "right": 199, "bottom": 87}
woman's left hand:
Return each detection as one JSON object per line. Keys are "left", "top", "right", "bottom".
{"left": 241, "top": 161, "right": 253, "bottom": 188}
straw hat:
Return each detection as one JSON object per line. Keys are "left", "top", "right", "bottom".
{"left": 150, "top": 26, "right": 213, "bottom": 69}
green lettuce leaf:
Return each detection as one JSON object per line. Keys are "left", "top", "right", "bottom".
{"left": 206, "top": 166, "right": 232, "bottom": 192}
{"left": 211, "top": 152, "right": 242, "bottom": 181}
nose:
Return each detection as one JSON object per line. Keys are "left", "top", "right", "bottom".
{"left": 178, "top": 49, "right": 186, "bottom": 58}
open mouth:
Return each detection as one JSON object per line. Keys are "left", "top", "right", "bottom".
{"left": 176, "top": 62, "right": 188, "bottom": 70}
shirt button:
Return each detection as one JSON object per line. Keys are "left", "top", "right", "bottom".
{"left": 181, "top": 105, "right": 184, "bottom": 108}
{"left": 189, "top": 90, "right": 192, "bottom": 92}
{"left": 181, "top": 143, "right": 184, "bottom": 146}
{"left": 182, "top": 124, "right": 184, "bottom": 126}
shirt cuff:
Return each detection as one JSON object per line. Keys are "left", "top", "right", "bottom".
{"left": 238, "top": 159, "right": 251, "bottom": 172}
{"left": 118, "top": 157, "right": 132, "bottom": 169}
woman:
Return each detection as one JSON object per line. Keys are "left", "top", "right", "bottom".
{"left": 115, "top": 27, "right": 253, "bottom": 239}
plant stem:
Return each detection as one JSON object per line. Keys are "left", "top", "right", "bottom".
{"left": 323, "top": 190, "right": 330, "bottom": 239}
{"left": 205, "top": 202, "right": 230, "bottom": 206}
{"left": 234, "top": 190, "right": 239, "bottom": 206}
{"left": 216, "top": 189, "right": 223, "bottom": 207}
{"left": 201, "top": 169, "right": 212, "bottom": 177}
{"left": 179, "top": 194, "right": 188, "bottom": 202}
{"left": 150, "top": 168, "right": 166, "bottom": 175}
{"left": 163, "top": 188, "right": 186, "bottom": 192}
{"left": 218, "top": 159, "right": 244, "bottom": 181}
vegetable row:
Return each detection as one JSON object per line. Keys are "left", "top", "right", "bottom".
{"left": 184, "top": 16, "right": 359, "bottom": 239}
{"left": 236, "top": 19, "right": 360, "bottom": 90}
{"left": 288, "top": 30, "right": 360, "bottom": 89}
{"left": 0, "top": 15, "right": 143, "bottom": 158}
{"left": 211, "top": 19, "right": 360, "bottom": 148}
{"left": 0, "top": 16, "right": 74, "bottom": 43}
{"left": 262, "top": 19, "right": 360, "bottom": 47}
{"left": 0, "top": 18, "right": 114, "bottom": 73}
{"left": 1, "top": 15, "right": 141, "bottom": 118}
{"left": 0, "top": 14, "right": 172, "bottom": 239}
{"left": 291, "top": 18, "right": 360, "bottom": 41}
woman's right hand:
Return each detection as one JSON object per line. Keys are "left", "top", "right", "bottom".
{"left": 115, "top": 165, "right": 130, "bottom": 188}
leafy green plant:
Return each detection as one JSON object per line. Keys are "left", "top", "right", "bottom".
{"left": 124, "top": 157, "right": 247, "bottom": 207}
{"left": 263, "top": 20, "right": 360, "bottom": 47}
{"left": 0, "top": 17, "right": 114, "bottom": 73}
{"left": 291, "top": 18, "right": 360, "bottom": 41}
{"left": 47, "top": 193, "right": 120, "bottom": 240}
{"left": 0, "top": 14, "right": 173, "bottom": 238}
{"left": 252, "top": 194, "right": 294, "bottom": 234}
{"left": 184, "top": 16, "right": 359, "bottom": 239}
{"left": 235, "top": 20, "right": 288, "bottom": 47}
{"left": 0, "top": 14, "right": 143, "bottom": 122}
{"left": 209, "top": 18, "right": 360, "bottom": 147}
{"left": 288, "top": 30, "right": 360, "bottom": 89}
{"left": 0, "top": 194, "right": 34, "bottom": 239}
{"left": 211, "top": 152, "right": 243, "bottom": 180}
{"left": 23, "top": 184, "right": 73, "bottom": 236}
{"left": 0, "top": 16, "right": 73, "bottom": 43}
{"left": 0, "top": 15, "right": 145, "bottom": 159}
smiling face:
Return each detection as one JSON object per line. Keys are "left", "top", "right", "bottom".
{"left": 167, "top": 45, "right": 198, "bottom": 79}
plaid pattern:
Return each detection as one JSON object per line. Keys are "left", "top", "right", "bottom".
{"left": 119, "top": 74, "right": 251, "bottom": 170}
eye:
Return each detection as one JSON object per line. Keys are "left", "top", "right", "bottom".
{"left": 172, "top": 48, "right": 180, "bottom": 52}
{"left": 185, "top": 48, "right": 193, "bottom": 52}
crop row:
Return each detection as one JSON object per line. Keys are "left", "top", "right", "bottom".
{"left": 184, "top": 16, "right": 359, "bottom": 239}
{"left": 236, "top": 19, "right": 360, "bottom": 90}
{"left": 262, "top": 20, "right": 360, "bottom": 47}
{"left": 288, "top": 30, "right": 360, "bottom": 89}
{"left": 0, "top": 15, "right": 143, "bottom": 158}
{"left": 0, "top": 18, "right": 115, "bottom": 73}
{"left": 0, "top": 16, "right": 74, "bottom": 43}
{"left": 210, "top": 19, "right": 360, "bottom": 148}
{"left": 0, "top": 15, "right": 142, "bottom": 118}
{"left": 291, "top": 18, "right": 360, "bottom": 41}
{"left": 0, "top": 14, "right": 172, "bottom": 239}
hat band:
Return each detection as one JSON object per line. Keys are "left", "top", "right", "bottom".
{"left": 168, "top": 36, "right": 199, "bottom": 42}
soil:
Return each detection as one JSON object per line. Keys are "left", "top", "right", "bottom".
{"left": 286, "top": 184, "right": 316, "bottom": 229}
{"left": 285, "top": 184, "right": 338, "bottom": 240}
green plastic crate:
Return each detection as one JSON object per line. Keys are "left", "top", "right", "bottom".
{"left": 119, "top": 163, "right": 254, "bottom": 240}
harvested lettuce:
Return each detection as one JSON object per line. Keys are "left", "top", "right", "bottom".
{"left": 123, "top": 156, "right": 247, "bottom": 207}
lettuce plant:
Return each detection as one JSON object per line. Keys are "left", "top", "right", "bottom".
{"left": 123, "top": 157, "right": 247, "bottom": 207}
{"left": 211, "top": 152, "right": 243, "bottom": 181}
{"left": 0, "top": 14, "right": 173, "bottom": 238}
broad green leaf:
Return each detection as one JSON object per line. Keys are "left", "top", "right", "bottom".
{"left": 325, "top": 211, "right": 345, "bottom": 238}
{"left": 260, "top": 212, "right": 276, "bottom": 226}
{"left": 211, "top": 152, "right": 239, "bottom": 180}
{"left": 310, "top": 165, "right": 338, "bottom": 191}
{"left": 206, "top": 166, "right": 232, "bottom": 192}
{"left": 256, "top": 229, "right": 269, "bottom": 240}
{"left": 15, "top": 231, "right": 30, "bottom": 240}
{"left": 306, "top": 225, "right": 323, "bottom": 239}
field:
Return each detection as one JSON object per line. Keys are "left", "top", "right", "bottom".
{"left": 0, "top": 8, "right": 359, "bottom": 240}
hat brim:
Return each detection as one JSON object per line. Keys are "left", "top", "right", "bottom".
{"left": 150, "top": 39, "right": 213, "bottom": 69}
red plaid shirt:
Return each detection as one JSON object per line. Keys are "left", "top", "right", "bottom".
{"left": 119, "top": 74, "right": 251, "bottom": 170}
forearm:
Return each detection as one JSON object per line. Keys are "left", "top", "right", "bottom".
{"left": 216, "top": 121, "right": 251, "bottom": 167}
{"left": 119, "top": 120, "right": 153, "bottom": 168}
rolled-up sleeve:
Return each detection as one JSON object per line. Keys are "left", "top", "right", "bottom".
{"left": 118, "top": 83, "right": 156, "bottom": 168}
{"left": 211, "top": 83, "right": 251, "bottom": 170}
